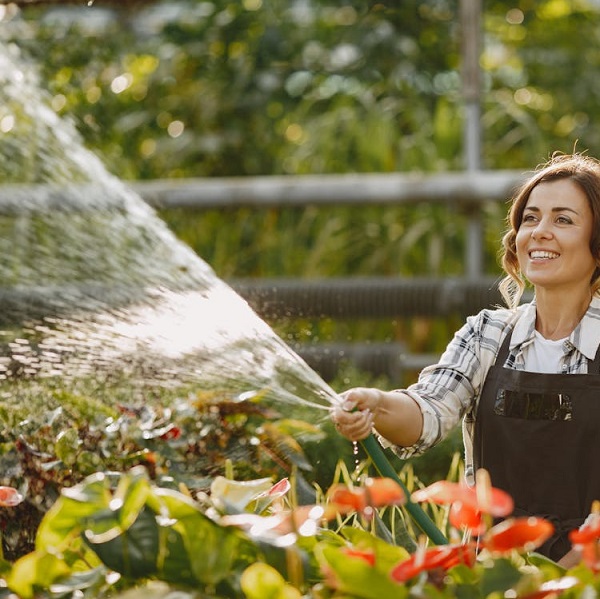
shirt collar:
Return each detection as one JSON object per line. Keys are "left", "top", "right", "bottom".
{"left": 510, "top": 301, "right": 537, "bottom": 349}
{"left": 510, "top": 295, "right": 600, "bottom": 360}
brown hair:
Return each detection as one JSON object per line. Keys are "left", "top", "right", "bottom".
{"left": 499, "top": 152, "right": 600, "bottom": 308}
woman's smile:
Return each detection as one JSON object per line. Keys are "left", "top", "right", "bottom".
{"left": 528, "top": 250, "right": 559, "bottom": 260}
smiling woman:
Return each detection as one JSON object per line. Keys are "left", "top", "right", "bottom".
{"left": 333, "top": 152, "right": 600, "bottom": 565}
{"left": 515, "top": 179, "right": 597, "bottom": 336}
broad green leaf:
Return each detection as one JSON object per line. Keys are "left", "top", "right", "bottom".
{"left": 149, "top": 487, "right": 257, "bottom": 586}
{"left": 41, "top": 566, "right": 107, "bottom": 594}
{"left": 315, "top": 544, "right": 408, "bottom": 599}
{"left": 113, "top": 467, "right": 152, "bottom": 532}
{"left": 479, "top": 557, "right": 523, "bottom": 597}
{"left": 54, "top": 428, "right": 80, "bottom": 465}
{"left": 144, "top": 487, "right": 202, "bottom": 584}
{"left": 84, "top": 505, "right": 159, "bottom": 579}
{"left": 6, "top": 550, "right": 71, "bottom": 599}
{"left": 240, "top": 562, "right": 302, "bottom": 599}
{"left": 341, "top": 527, "right": 410, "bottom": 571}
{"left": 181, "top": 514, "right": 247, "bottom": 585}
{"left": 36, "top": 473, "right": 113, "bottom": 552}
{"left": 445, "top": 564, "right": 482, "bottom": 599}
{"left": 210, "top": 476, "right": 273, "bottom": 512}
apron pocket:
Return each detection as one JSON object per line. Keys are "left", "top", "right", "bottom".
{"left": 494, "top": 389, "right": 573, "bottom": 421}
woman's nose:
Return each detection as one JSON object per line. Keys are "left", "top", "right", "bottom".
{"left": 531, "top": 219, "right": 552, "bottom": 239}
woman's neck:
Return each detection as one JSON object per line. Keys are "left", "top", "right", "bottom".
{"left": 534, "top": 287, "right": 592, "bottom": 340}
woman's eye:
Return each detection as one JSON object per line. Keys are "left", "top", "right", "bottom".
{"left": 522, "top": 214, "right": 536, "bottom": 223}
{"left": 556, "top": 215, "right": 572, "bottom": 224}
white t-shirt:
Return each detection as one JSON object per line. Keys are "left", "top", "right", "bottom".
{"left": 524, "top": 330, "right": 567, "bottom": 374}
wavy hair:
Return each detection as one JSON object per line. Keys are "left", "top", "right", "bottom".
{"left": 499, "top": 152, "right": 600, "bottom": 309}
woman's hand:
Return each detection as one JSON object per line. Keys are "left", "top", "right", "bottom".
{"left": 331, "top": 387, "right": 424, "bottom": 447}
{"left": 331, "top": 387, "right": 383, "bottom": 441}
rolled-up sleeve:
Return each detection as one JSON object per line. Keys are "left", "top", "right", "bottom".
{"left": 381, "top": 308, "right": 514, "bottom": 459}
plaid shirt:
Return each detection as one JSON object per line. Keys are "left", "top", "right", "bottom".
{"left": 382, "top": 295, "right": 600, "bottom": 483}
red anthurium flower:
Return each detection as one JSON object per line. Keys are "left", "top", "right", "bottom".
{"left": 253, "top": 478, "right": 292, "bottom": 512}
{"left": 483, "top": 517, "right": 554, "bottom": 554}
{"left": 411, "top": 477, "right": 513, "bottom": 532}
{"left": 327, "top": 477, "right": 405, "bottom": 517}
{"left": 391, "top": 543, "right": 477, "bottom": 583}
{"left": 411, "top": 481, "right": 466, "bottom": 504}
{"left": 342, "top": 547, "right": 376, "bottom": 567}
{"left": 264, "top": 478, "right": 291, "bottom": 499}
{"left": 569, "top": 515, "right": 600, "bottom": 572}
{"left": 159, "top": 425, "right": 182, "bottom": 441}
{"left": 578, "top": 541, "right": 600, "bottom": 573}
{"left": 449, "top": 502, "right": 485, "bottom": 535}
{"left": 569, "top": 516, "right": 600, "bottom": 546}
{"left": 412, "top": 480, "right": 513, "bottom": 518}
{"left": 0, "top": 486, "right": 24, "bottom": 507}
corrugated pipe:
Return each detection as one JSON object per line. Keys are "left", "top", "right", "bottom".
{"left": 230, "top": 276, "right": 506, "bottom": 320}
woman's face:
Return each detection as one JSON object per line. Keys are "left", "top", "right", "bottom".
{"left": 515, "top": 178, "right": 597, "bottom": 294}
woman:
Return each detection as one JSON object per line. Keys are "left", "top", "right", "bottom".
{"left": 332, "top": 152, "right": 600, "bottom": 564}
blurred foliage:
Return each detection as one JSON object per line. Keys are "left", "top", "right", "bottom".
{"left": 5, "top": 0, "right": 600, "bottom": 180}
{"left": 0, "top": 384, "right": 336, "bottom": 560}
{"left": 5, "top": 1, "right": 462, "bottom": 178}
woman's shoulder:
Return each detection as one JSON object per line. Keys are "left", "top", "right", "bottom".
{"left": 468, "top": 303, "right": 526, "bottom": 326}
{"left": 462, "top": 303, "right": 530, "bottom": 342}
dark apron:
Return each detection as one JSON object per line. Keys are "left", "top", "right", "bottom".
{"left": 474, "top": 328, "right": 600, "bottom": 561}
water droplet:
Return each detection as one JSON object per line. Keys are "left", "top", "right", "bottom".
{"left": 352, "top": 440, "right": 360, "bottom": 471}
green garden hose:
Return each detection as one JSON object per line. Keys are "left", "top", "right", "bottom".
{"left": 360, "top": 434, "right": 448, "bottom": 545}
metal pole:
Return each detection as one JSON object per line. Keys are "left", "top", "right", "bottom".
{"left": 460, "top": 0, "right": 482, "bottom": 172}
{"left": 460, "top": 0, "right": 484, "bottom": 278}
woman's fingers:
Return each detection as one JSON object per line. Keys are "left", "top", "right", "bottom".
{"left": 339, "top": 387, "right": 382, "bottom": 414}
{"left": 332, "top": 407, "right": 374, "bottom": 441}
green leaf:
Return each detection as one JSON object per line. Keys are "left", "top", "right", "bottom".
{"left": 6, "top": 550, "right": 71, "bottom": 599}
{"left": 240, "top": 562, "right": 302, "bottom": 599}
{"left": 210, "top": 476, "right": 273, "bottom": 512}
{"left": 479, "top": 558, "right": 523, "bottom": 596}
{"left": 41, "top": 566, "right": 107, "bottom": 595}
{"left": 445, "top": 564, "right": 482, "bottom": 599}
{"left": 113, "top": 466, "right": 152, "bottom": 532}
{"left": 315, "top": 544, "right": 408, "bottom": 599}
{"left": 341, "top": 527, "right": 410, "bottom": 571}
{"left": 54, "top": 428, "right": 80, "bottom": 465}
{"left": 149, "top": 487, "right": 258, "bottom": 586}
{"left": 85, "top": 505, "right": 160, "bottom": 579}
{"left": 35, "top": 472, "right": 113, "bottom": 552}
{"left": 178, "top": 509, "right": 249, "bottom": 585}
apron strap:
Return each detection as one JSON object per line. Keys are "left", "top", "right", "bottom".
{"left": 590, "top": 341, "right": 600, "bottom": 373}
{"left": 494, "top": 326, "right": 513, "bottom": 367}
